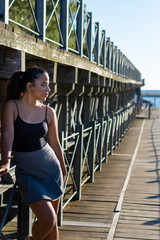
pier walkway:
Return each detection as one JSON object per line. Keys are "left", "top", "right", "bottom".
{"left": 1, "top": 107, "right": 160, "bottom": 240}
{"left": 59, "top": 107, "right": 160, "bottom": 240}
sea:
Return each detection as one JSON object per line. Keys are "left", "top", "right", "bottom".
{"left": 141, "top": 90, "right": 160, "bottom": 107}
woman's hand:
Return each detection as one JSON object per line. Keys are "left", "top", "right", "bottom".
{"left": 0, "top": 163, "right": 10, "bottom": 177}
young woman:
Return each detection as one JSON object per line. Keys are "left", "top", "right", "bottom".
{"left": 0, "top": 66, "right": 67, "bottom": 240}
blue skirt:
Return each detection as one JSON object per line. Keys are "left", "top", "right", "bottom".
{"left": 13, "top": 143, "right": 64, "bottom": 204}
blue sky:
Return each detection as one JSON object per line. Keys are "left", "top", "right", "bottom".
{"left": 84, "top": 0, "right": 160, "bottom": 90}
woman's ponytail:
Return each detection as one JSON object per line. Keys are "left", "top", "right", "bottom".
{"left": 5, "top": 71, "right": 26, "bottom": 101}
{"left": 5, "top": 66, "right": 47, "bottom": 101}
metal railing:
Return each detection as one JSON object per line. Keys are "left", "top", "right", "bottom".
{"left": 58, "top": 103, "right": 136, "bottom": 225}
{"left": 0, "top": 0, "right": 142, "bottom": 82}
{"left": 81, "top": 125, "right": 93, "bottom": 185}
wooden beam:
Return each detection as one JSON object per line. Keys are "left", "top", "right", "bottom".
{"left": 69, "top": 84, "right": 85, "bottom": 97}
{"left": 57, "top": 65, "right": 77, "bottom": 83}
{"left": 78, "top": 69, "right": 90, "bottom": 84}
{"left": 0, "top": 49, "right": 4, "bottom": 63}
{"left": 0, "top": 25, "right": 142, "bottom": 86}
{"left": 57, "top": 83, "right": 75, "bottom": 96}
{"left": 0, "top": 49, "right": 25, "bottom": 79}
{"left": 91, "top": 72, "right": 99, "bottom": 86}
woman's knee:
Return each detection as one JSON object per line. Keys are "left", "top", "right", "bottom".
{"left": 30, "top": 200, "right": 57, "bottom": 230}
{"left": 41, "top": 210, "right": 57, "bottom": 229}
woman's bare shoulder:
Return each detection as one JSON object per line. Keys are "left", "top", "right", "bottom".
{"left": 47, "top": 105, "right": 56, "bottom": 114}
{"left": 38, "top": 103, "right": 55, "bottom": 114}
{"left": 1, "top": 100, "right": 17, "bottom": 122}
{"left": 2, "top": 100, "right": 16, "bottom": 111}
{"left": 46, "top": 105, "right": 56, "bottom": 124}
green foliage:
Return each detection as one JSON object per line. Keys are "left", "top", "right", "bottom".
{"left": 46, "top": 0, "right": 61, "bottom": 44}
{"left": 9, "top": 0, "right": 36, "bottom": 30}
{"left": 9, "top": 0, "right": 87, "bottom": 54}
{"left": 68, "top": 0, "right": 77, "bottom": 50}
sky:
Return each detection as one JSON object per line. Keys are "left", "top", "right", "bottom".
{"left": 84, "top": 0, "right": 160, "bottom": 90}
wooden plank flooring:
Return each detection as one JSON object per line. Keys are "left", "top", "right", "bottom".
{"left": 113, "top": 108, "right": 160, "bottom": 240}
{"left": 59, "top": 119, "right": 144, "bottom": 239}
{"left": 1, "top": 108, "right": 160, "bottom": 239}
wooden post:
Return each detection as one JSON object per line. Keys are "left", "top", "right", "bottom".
{"left": 112, "top": 113, "right": 116, "bottom": 150}
{"left": 35, "top": 0, "right": 46, "bottom": 41}
{"left": 60, "top": 0, "right": 69, "bottom": 51}
{"left": 98, "top": 95, "right": 104, "bottom": 118}
{"left": 95, "top": 22, "right": 100, "bottom": 65}
{"left": 102, "top": 30, "right": 106, "bottom": 68}
{"left": 107, "top": 38, "right": 111, "bottom": 71}
{"left": 68, "top": 96, "right": 77, "bottom": 134}
{"left": 116, "top": 109, "right": 120, "bottom": 144}
{"left": 83, "top": 95, "right": 91, "bottom": 128}
{"left": 18, "top": 194, "right": 32, "bottom": 240}
{"left": 16, "top": 51, "right": 33, "bottom": 239}
{"left": 88, "top": 121, "right": 96, "bottom": 182}
{"left": 77, "top": 96, "right": 84, "bottom": 125}
{"left": 121, "top": 110, "right": 124, "bottom": 138}
{"left": 58, "top": 131, "right": 64, "bottom": 226}
{"left": 104, "top": 116, "right": 109, "bottom": 162}
{"left": 111, "top": 42, "right": 114, "bottom": 72}
{"left": 148, "top": 103, "right": 151, "bottom": 119}
{"left": 74, "top": 124, "right": 83, "bottom": 200}
{"left": 109, "top": 113, "right": 114, "bottom": 155}
{"left": 106, "top": 115, "right": 110, "bottom": 156}
{"left": 58, "top": 96, "right": 68, "bottom": 136}
{"left": 87, "top": 12, "right": 92, "bottom": 61}
{"left": 97, "top": 118, "right": 103, "bottom": 171}
{"left": 77, "top": 0, "right": 84, "bottom": 57}
{"left": 115, "top": 46, "right": 118, "bottom": 74}
{"left": 119, "top": 111, "right": 122, "bottom": 142}
{"left": 117, "top": 49, "right": 121, "bottom": 75}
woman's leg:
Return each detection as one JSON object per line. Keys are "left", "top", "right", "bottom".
{"left": 45, "top": 198, "right": 60, "bottom": 240}
{"left": 29, "top": 200, "right": 57, "bottom": 240}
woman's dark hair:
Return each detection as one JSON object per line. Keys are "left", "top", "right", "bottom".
{"left": 5, "top": 66, "right": 47, "bottom": 101}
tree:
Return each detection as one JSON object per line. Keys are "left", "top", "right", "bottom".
{"left": 9, "top": 0, "right": 87, "bottom": 54}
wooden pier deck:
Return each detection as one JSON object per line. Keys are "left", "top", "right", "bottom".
{"left": 59, "top": 107, "right": 160, "bottom": 240}
{"left": 1, "top": 107, "right": 160, "bottom": 240}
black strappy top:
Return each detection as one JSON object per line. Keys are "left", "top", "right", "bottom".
{"left": 12, "top": 101, "right": 48, "bottom": 152}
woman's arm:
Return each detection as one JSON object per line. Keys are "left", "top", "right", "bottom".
{"left": 0, "top": 101, "right": 15, "bottom": 176}
{"left": 46, "top": 107, "right": 67, "bottom": 180}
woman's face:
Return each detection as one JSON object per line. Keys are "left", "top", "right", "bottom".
{"left": 30, "top": 72, "right": 51, "bottom": 101}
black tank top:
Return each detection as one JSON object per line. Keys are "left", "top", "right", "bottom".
{"left": 12, "top": 101, "right": 48, "bottom": 152}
